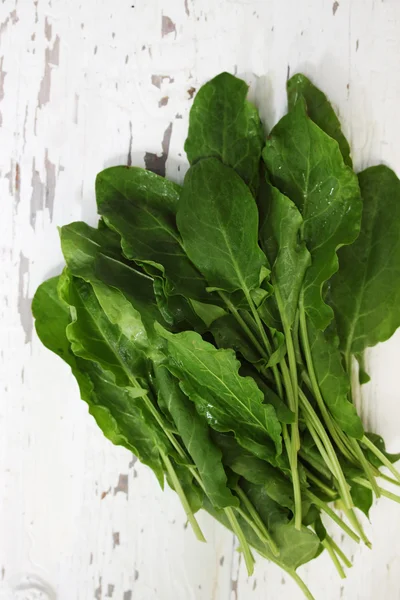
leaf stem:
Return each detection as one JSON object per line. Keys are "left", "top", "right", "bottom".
{"left": 353, "top": 476, "right": 400, "bottom": 504}
{"left": 348, "top": 438, "right": 380, "bottom": 497}
{"left": 362, "top": 436, "right": 400, "bottom": 483}
{"left": 303, "top": 467, "right": 337, "bottom": 499}
{"left": 338, "top": 502, "right": 371, "bottom": 548}
{"left": 300, "top": 390, "right": 353, "bottom": 510}
{"left": 325, "top": 534, "right": 352, "bottom": 568}
{"left": 160, "top": 451, "right": 206, "bottom": 542}
{"left": 305, "top": 491, "right": 360, "bottom": 543}
{"left": 235, "top": 485, "right": 279, "bottom": 556}
{"left": 225, "top": 506, "right": 255, "bottom": 575}
{"left": 321, "top": 537, "right": 346, "bottom": 579}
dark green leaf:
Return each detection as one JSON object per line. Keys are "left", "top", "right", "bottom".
{"left": 330, "top": 166, "right": 400, "bottom": 357}
{"left": 156, "top": 326, "right": 282, "bottom": 461}
{"left": 60, "top": 272, "right": 151, "bottom": 385}
{"left": 214, "top": 433, "right": 294, "bottom": 510}
{"left": 211, "top": 313, "right": 261, "bottom": 364}
{"left": 350, "top": 481, "right": 373, "bottom": 517}
{"left": 185, "top": 72, "right": 264, "bottom": 195}
{"left": 177, "top": 158, "right": 267, "bottom": 297}
{"left": 96, "top": 166, "right": 209, "bottom": 301}
{"left": 355, "top": 352, "right": 371, "bottom": 385}
{"left": 259, "top": 179, "right": 311, "bottom": 327}
{"left": 287, "top": 74, "right": 352, "bottom": 167}
{"left": 263, "top": 99, "right": 362, "bottom": 329}
{"left": 59, "top": 220, "right": 163, "bottom": 333}
{"left": 154, "top": 365, "right": 238, "bottom": 509}
{"left": 32, "top": 276, "right": 166, "bottom": 483}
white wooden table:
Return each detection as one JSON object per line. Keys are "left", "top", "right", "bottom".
{"left": 2, "top": 1, "right": 400, "bottom": 598}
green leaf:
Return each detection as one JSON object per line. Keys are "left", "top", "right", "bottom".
{"left": 330, "top": 166, "right": 400, "bottom": 357}
{"left": 184, "top": 72, "right": 264, "bottom": 195}
{"left": 248, "top": 368, "right": 295, "bottom": 425}
{"left": 350, "top": 481, "right": 373, "bottom": 517}
{"left": 355, "top": 352, "right": 371, "bottom": 385}
{"left": 262, "top": 99, "right": 362, "bottom": 329}
{"left": 178, "top": 158, "right": 267, "bottom": 297}
{"left": 60, "top": 273, "right": 151, "bottom": 385}
{"left": 211, "top": 313, "right": 261, "bottom": 364}
{"left": 156, "top": 326, "right": 282, "bottom": 461}
{"left": 214, "top": 433, "right": 294, "bottom": 510}
{"left": 240, "top": 481, "right": 320, "bottom": 569}
{"left": 96, "top": 166, "right": 209, "bottom": 301}
{"left": 59, "top": 220, "right": 163, "bottom": 333}
{"left": 259, "top": 179, "right": 311, "bottom": 327}
{"left": 307, "top": 320, "right": 364, "bottom": 439}
{"left": 154, "top": 365, "right": 238, "bottom": 509}
{"left": 32, "top": 276, "right": 166, "bottom": 483}
{"left": 287, "top": 74, "right": 352, "bottom": 167}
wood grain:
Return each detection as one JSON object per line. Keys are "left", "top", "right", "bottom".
{"left": 1, "top": 0, "right": 400, "bottom": 598}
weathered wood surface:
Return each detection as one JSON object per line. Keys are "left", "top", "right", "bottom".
{"left": 1, "top": 1, "right": 400, "bottom": 598}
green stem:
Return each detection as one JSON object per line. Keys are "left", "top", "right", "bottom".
{"left": 298, "top": 301, "right": 357, "bottom": 463}
{"left": 306, "top": 491, "right": 360, "bottom": 543}
{"left": 300, "top": 391, "right": 353, "bottom": 509}
{"left": 379, "top": 472, "right": 400, "bottom": 487}
{"left": 160, "top": 451, "right": 206, "bottom": 542}
{"left": 303, "top": 467, "right": 337, "bottom": 499}
{"left": 235, "top": 485, "right": 279, "bottom": 557}
{"left": 348, "top": 438, "right": 380, "bottom": 497}
{"left": 321, "top": 537, "right": 346, "bottom": 579}
{"left": 281, "top": 423, "right": 303, "bottom": 530}
{"left": 362, "top": 436, "right": 400, "bottom": 483}
{"left": 325, "top": 534, "right": 352, "bottom": 568}
{"left": 238, "top": 289, "right": 302, "bottom": 530}
{"left": 353, "top": 477, "right": 400, "bottom": 504}
{"left": 219, "top": 291, "right": 268, "bottom": 359}
{"left": 299, "top": 449, "right": 333, "bottom": 480}
{"left": 225, "top": 507, "right": 255, "bottom": 576}
{"left": 339, "top": 503, "right": 371, "bottom": 548}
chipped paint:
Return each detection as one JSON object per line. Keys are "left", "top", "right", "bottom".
{"left": 158, "top": 96, "right": 169, "bottom": 107}
{"left": 30, "top": 158, "right": 44, "bottom": 227}
{"left": 127, "top": 121, "right": 133, "bottom": 166}
{"left": 123, "top": 592, "right": 132, "bottom": 600}
{"left": 0, "top": 57, "right": 7, "bottom": 103}
{"left": 161, "top": 15, "right": 177, "bottom": 38}
{"left": 15, "top": 162, "right": 20, "bottom": 206}
{"left": 129, "top": 455, "right": 137, "bottom": 468}
{"left": 106, "top": 584, "right": 114, "bottom": 597}
{"left": 112, "top": 531, "right": 120, "bottom": 548}
{"left": 18, "top": 253, "right": 33, "bottom": 343}
{"left": 144, "top": 122, "right": 172, "bottom": 177}
{"left": 44, "top": 17, "right": 52, "bottom": 41}
{"left": 134, "top": 569, "right": 139, "bottom": 581}
{"left": 332, "top": 1, "right": 339, "bottom": 15}
{"left": 151, "top": 74, "right": 174, "bottom": 89}
{"left": 113, "top": 474, "right": 129, "bottom": 496}
{"left": 0, "top": 9, "right": 18, "bottom": 42}
{"left": 94, "top": 577, "right": 102, "bottom": 600}
{"left": 184, "top": 0, "right": 190, "bottom": 16}
{"left": 38, "top": 36, "right": 60, "bottom": 108}
{"left": 45, "top": 150, "right": 56, "bottom": 220}
{"left": 187, "top": 86, "right": 196, "bottom": 99}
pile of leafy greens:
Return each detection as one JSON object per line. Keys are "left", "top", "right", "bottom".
{"left": 33, "top": 73, "right": 400, "bottom": 600}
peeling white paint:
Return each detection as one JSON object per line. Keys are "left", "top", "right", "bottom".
{"left": 2, "top": 1, "right": 400, "bottom": 600}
